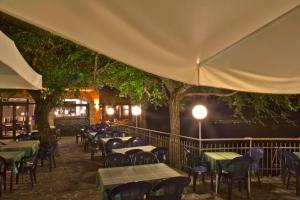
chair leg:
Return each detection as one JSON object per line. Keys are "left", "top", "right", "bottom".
{"left": 210, "top": 173, "right": 214, "bottom": 191}
{"left": 193, "top": 174, "right": 198, "bottom": 192}
{"left": 228, "top": 178, "right": 232, "bottom": 200}
{"left": 0, "top": 179, "right": 2, "bottom": 198}
{"left": 202, "top": 174, "right": 205, "bottom": 184}
{"left": 296, "top": 175, "right": 300, "bottom": 196}
{"left": 33, "top": 170, "right": 37, "bottom": 184}
{"left": 29, "top": 171, "right": 34, "bottom": 189}
{"left": 3, "top": 174, "right": 6, "bottom": 191}
{"left": 49, "top": 156, "right": 52, "bottom": 172}
{"left": 257, "top": 172, "right": 261, "bottom": 187}
{"left": 238, "top": 181, "right": 242, "bottom": 192}
{"left": 53, "top": 155, "right": 56, "bottom": 168}
{"left": 246, "top": 179, "right": 250, "bottom": 199}
{"left": 286, "top": 173, "right": 291, "bottom": 189}
{"left": 9, "top": 172, "right": 13, "bottom": 192}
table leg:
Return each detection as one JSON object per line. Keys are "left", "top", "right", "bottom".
{"left": 216, "top": 174, "right": 219, "bottom": 194}
{"left": 10, "top": 172, "right": 13, "bottom": 192}
{"left": 248, "top": 171, "right": 251, "bottom": 195}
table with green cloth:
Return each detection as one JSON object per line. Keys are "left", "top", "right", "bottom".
{"left": 96, "top": 163, "right": 183, "bottom": 200}
{"left": 100, "top": 137, "right": 132, "bottom": 144}
{"left": 88, "top": 132, "right": 98, "bottom": 137}
{"left": 112, "top": 145, "right": 156, "bottom": 154}
{"left": 204, "top": 152, "right": 242, "bottom": 193}
{"left": 0, "top": 140, "right": 40, "bottom": 157}
{"left": 293, "top": 152, "right": 300, "bottom": 159}
{"left": 0, "top": 151, "right": 25, "bottom": 174}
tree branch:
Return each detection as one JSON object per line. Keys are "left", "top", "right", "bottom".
{"left": 184, "top": 91, "right": 238, "bottom": 97}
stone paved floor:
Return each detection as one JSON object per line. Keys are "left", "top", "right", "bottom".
{"left": 2, "top": 137, "right": 299, "bottom": 200}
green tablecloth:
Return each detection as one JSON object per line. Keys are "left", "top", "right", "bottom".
{"left": 204, "top": 152, "right": 241, "bottom": 172}
{"left": 100, "top": 137, "right": 132, "bottom": 144}
{"left": 112, "top": 145, "right": 156, "bottom": 154}
{"left": 0, "top": 151, "right": 25, "bottom": 173}
{"left": 0, "top": 140, "right": 40, "bottom": 157}
{"left": 96, "top": 163, "right": 183, "bottom": 199}
{"left": 293, "top": 152, "right": 300, "bottom": 159}
{"left": 89, "top": 132, "right": 98, "bottom": 137}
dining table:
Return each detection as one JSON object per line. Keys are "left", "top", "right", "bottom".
{"left": 204, "top": 152, "right": 242, "bottom": 194}
{"left": 0, "top": 140, "right": 40, "bottom": 157}
{"left": 96, "top": 163, "right": 183, "bottom": 199}
{"left": 0, "top": 151, "right": 26, "bottom": 191}
{"left": 112, "top": 145, "right": 156, "bottom": 154}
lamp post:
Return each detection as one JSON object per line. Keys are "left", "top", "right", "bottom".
{"left": 131, "top": 105, "right": 141, "bottom": 128}
{"left": 192, "top": 105, "right": 207, "bottom": 151}
{"left": 106, "top": 107, "right": 115, "bottom": 122}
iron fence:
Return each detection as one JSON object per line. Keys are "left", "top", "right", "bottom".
{"left": 114, "top": 123, "right": 300, "bottom": 176}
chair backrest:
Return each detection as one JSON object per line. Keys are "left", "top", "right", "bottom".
{"left": 109, "top": 181, "right": 152, "bottom": 200}
{"left": 111, "top": 131, "right": 122, "bottom": 138}
{"left": 104, "top": 153, "right": 131, "bottom": 168}
{"left": 151, "top": 176, "right": 190, "bottom": 200}
{"left": 125, "top": 149, "right": 143, "bottom": 164}
{"left": 120, "top": 131, "right": 129, "bottom": 137}
{"left": 0, "top": 156, "right": 7, "bottom": 174}
{"left": 17, "top": 133, "right": 31, "bottom": 141}
{"left": 184, "top": 148, "right": 200, "bottom": 168}
{"left": 226, "top": 155, "right": 253, "bottom": 180}
{"left": 133, "top": 151, "right": 159, "bottom": 165}
{"left": 247, "top": 147, "right": 264, "bottom": 161}
{"left": 48, "top": 140, "right": 58, "bottom": 154}
{"left": 105, "top": 138, "right": 123, "bottom": 154}
{"left": 126, "top": 137, "right": 146, "bottom": 147}
{"left": 245, "top": 147, "right": 264, "bottom": 171}
{"left": 285, "top": 151, "right": 300, "bottom": 174}
{"left": 151, "top": 147, "right": 168, "bottom": 163}
{"left": 31, "top": 150, "right": 40, "bottom": 170}
{"left": 30, "top": 132, "right": 40, "bottom": 140}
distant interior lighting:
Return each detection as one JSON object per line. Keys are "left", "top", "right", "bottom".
{"left": 107, "top": 107, "right": 115, "bottom": 115}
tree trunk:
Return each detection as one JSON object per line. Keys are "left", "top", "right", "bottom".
{"left": 169, "top": 96, "right": 181, "bottom": 136}
{"left": 34, "top": 100, "right": 52, "bottom": 143}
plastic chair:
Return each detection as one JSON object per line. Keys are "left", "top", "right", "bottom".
{"left": 151, "top": 147, "right": 168, "bottom": 163}
{"left": 284, "top": 151, "right": 300, "bottom": 196}
{"left": 120, "top": 131, "right": 129, "bottom": 137}
{"left": 17, "top": 150, "right": 39, "bottom": 189}
{"left": 183, "top": 148, "right": 213, "bottom": 192}
{"left": 16, "top": 133, "right": 31, "bottom": 141}
{"left": 105, "top": 138, "right": 123, "bottom": 155}
{"left": 245, "top": 147, "right": 264, "bottom": 186}
{"left": 30, "top": 131, "right": 40, "bottom": 141}
{"left": 133, "top": 152, "right": 159, "bottom": 165}
{"left": 125, "top": 149, "right": 143, "bottom": 164}
{"left": 40, "top": 140, "right": 57, "bottom": 172}
{"left": 104, "top": 153, "right": 131, "bottom": 168}
{"left": 217, "top": 155, "right": 253, "bottom": 200}
{"left": 126, "top": 137, "right": 146, "bottom": 147}
{"left": 150, "top": 176, "right": 190, "bottom": 200}
{"left": 0, "top": 156, "right": 6, "bottom": 197}
{"left": 108, "top": 181, "right": 152, "bottom": 200}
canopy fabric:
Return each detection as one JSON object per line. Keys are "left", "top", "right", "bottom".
{"left": 0, "top": 31, "right": 42, "bottom": 90}
{"left": 1, "top": 0, "right": 300, "bottom": 93}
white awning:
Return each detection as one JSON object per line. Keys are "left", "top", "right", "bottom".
{"left": 0, "top": 31, "right": 42, "bottom": 90}
{"left": 1, "top": 0, "right": 300, "bottom": 93}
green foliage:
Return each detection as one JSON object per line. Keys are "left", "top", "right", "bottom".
{"left": 98, "top": 64, "right": 167, "bottom": 106}
{"left": 221, "top": 93, "right": 300, "bottom": 125}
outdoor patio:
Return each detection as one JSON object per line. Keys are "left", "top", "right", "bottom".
{"left": 1, "top": 136, "right": 299, "bottom": 200}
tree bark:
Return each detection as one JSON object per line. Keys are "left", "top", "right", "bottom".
{"left": 34, "top": 99, "right": 53, "bottom": 143}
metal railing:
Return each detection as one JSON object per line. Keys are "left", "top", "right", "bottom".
{"left": 114, "top": 123, "right": 300, "bottom": 176}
